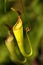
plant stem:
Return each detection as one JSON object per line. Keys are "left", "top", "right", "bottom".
{"left": 4, "top": 0, "right": 6, "bottom": 13}
{"left": 18, "top": 0, "right": 30, "bottom": 24}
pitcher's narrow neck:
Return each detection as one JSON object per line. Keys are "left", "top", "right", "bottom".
{"left": 13, "top": 16, "right": 22, "bottom": 30}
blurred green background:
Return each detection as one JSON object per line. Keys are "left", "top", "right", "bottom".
{"left": 0, "top": 0, "right": 43, "bottom": 65}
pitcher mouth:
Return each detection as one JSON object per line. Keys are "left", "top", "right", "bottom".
{"left": 13, "top": 17, "right": 22, "bottom": 30}
{"left": 5, "top": 35, "right": 13, "bottom": 44}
